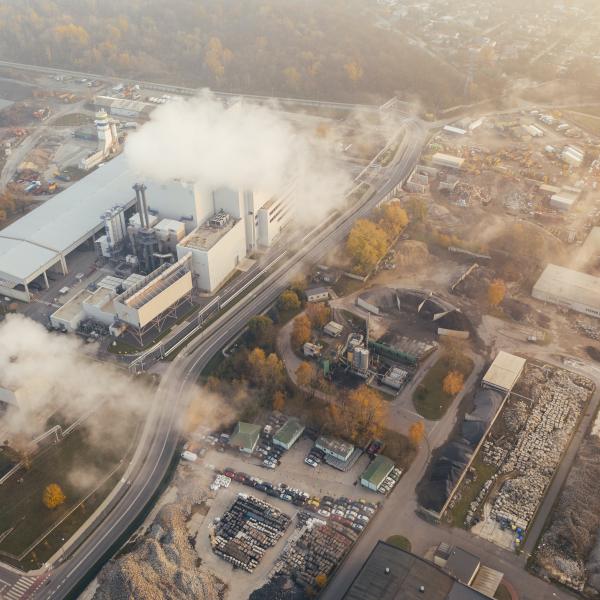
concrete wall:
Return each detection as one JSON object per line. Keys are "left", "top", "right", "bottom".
{"left": 145, "top": 181, "right": 205, "bottom": 230}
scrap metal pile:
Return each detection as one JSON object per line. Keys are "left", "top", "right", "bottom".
{"left": 210, "top": 494, "right": 290, "bottom": 572}
{"left": 273, "top": 518, "right": 357, "bottom": 589}
{"left": 489, "top": 366, "right": 592, "bottom": 532}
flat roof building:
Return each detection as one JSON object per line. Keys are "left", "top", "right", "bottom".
{"left": 532, "top": 263, "right": 600, "bottom": 319}
{"left": 305, "top": 286, "right": 330, "bottom": 302}
{"left": 316, "top": 435, "right": 354, "bottom": 462}
{"left": 273, "top": 418, "right": 305, "bottom": 450}
{"left": 343, "top": 541, "right": 489, "bottom": 600}
{"left": 360, "top": 454, "right": 395, "bottom": 491}
{"left": 482, "top": 351, "right": 526, "bottom": 393}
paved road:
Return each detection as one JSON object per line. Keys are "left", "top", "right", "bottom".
{"left": 0, "top": 117, "right": 425, "bottom": 599}
{"left": 321, "top": 352, "right": 600, "bottom": 600}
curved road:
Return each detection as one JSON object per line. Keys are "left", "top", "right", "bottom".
{"left": 16, "top": 117, "right": 427, "bottom": 599}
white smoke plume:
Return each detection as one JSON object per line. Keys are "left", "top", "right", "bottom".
{"left": 0, "top": 314, "right": 148, "bottom": 445}
{"left": 125, "top": 92, "right": 352, "bottom": 225}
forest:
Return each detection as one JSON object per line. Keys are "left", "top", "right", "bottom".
{"left": 0, "top": 0, "right": 469, "bottom": 108}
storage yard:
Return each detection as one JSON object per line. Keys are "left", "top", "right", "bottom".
{"left": 451, "top": 362, "right": 594, "bottom": 550}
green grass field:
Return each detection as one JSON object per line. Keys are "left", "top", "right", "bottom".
{"left": 386, "top": 535, "right": 411, "bottom": 551}
{"left": 413, "top": 355, "right": 473, "bottom": 420}
{"left": 0, "top": 406, "right": 141, "bottom": 569}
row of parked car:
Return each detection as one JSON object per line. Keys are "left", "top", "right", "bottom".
{"left": 304, "top": 446, "right": 325, "bottom": 468}
{"left": 378, "top": 467, "right": 402, "bottom": 495}
{"left": 219, "top": 468, "right": 379, "bottom": 534}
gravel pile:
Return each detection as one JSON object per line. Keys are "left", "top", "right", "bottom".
{"left": 93, "top": 503, "right": 223, "bottom": 600}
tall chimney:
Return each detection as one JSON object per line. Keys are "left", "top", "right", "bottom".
{"left": 132, "top": 183, "right": 147, "bottom": 229}
{"left": 139, "top": 184, "right": 150, "bottom": 230}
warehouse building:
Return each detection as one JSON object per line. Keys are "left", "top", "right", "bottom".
{"left": 0, "top": 155, "right": 138, "bottom": 302}
{"left": 482, "top": 351, "right": 526, "bottom": 394}
{"left": 432, "top": 153, "right": 465, "bottom": 170}
{"left": 343, "top": 541, "right": 489, "bottom": 600}
{"left": 229, "top": 422, "right": 261, "bottom": 453}
{"left": 94, "top": 95, "right": 154, "bottom": 119}
{"left": 273, "top": 418, "right": 305, "bottom": 450}
{"left": 305, "top": 287, "right": 330, "bottom": 302}
{"left": 360, "top": 454, "right": 395, "bottom": 491}
{"left": 316, "top": 436, "right": 355, "bottom": 462}
{"left": 532, "top": 263, "right": 600, "bottom": 318}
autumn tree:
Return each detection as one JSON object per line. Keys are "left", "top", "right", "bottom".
{"left": 488, "top": 279, "right": 506, "bottom": 307}
{"left": 344, "top": 60, "right": 364, "bottom": 82}
{"left": 291, "top": 314, "right": 311, "bottom": 348}
{"left": 442, "top": 371, "right": 464, "bottom": 396}
{"left": 306, "top": 302, "right": 330, "bottom": 328}
{"left": 409, "top": 197, "right": 428, "bottom": 223}
{"left": 346, "top": 219, "right": 389, "bottom": 274}
{"left": 273, "top": 390, "right": 286, "bottom": 412}
{"left": 315, "top": 573, "right": 328, "bottom": 588}
{"left": 247, "top": 347, "right": 285, "bottom": 392}
{"left": 296, "top": 361, "right": 316, "bottom": 388}
{"left": 377, "top": 201, "right": 409, "bottom": 238}
{"left": 278, "top": 289, "right": 301, "bottom": 312}
{"left": 408, "top": 421, "right": 425, "bottom": 448}
{"left": 330, "top": 386, "right": 387, "bottom": 445}
{"left": 43, "top": 483, "right": 66, "bottom": 509}
{"left": 247, "top": 347, "right": 267, "bottom": 385}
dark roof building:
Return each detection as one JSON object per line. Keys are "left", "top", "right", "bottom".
{"left": 444, "top": 547, "right": 480, "bottom": 586}
{"left": 343, "top": 542, "right": 489, "bottom": 600}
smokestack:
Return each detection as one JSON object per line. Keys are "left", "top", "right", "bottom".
{"left": 139, "top": 184, "right": 150, "bottom": 231}
{"left": 132, "top": 183, "right": 147, "bottom": 229}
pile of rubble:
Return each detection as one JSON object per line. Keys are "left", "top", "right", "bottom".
{"left": 93, "top": 503, "right": 223, "bottom": 600}
{"left": 576, "top": 320, "right": 600, "bottom": 341}
{"left": 534, "top": 423, "right": 600, "bottom": 594}
{"left": 210, "top": 494, "right": 290, "bottom": 572}
{"left": 489, "top": 367, "right": 591, "bottom": 531}
{"left": 481, "top": 440, "right": 508, "bottom": 467}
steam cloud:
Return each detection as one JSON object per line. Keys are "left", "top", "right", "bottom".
{"left": 125, "top": 92, "right": 352, "bottom": 224}
{"left": 0, "top": 315, "right": 148, "bottom": 445}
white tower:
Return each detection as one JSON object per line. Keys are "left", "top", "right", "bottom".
{"left": 95, "top": 109, "right": 113, "bottom": 154}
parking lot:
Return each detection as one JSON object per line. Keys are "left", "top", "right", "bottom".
{"left": 182, "top": 435, "right": 390, "bottom": 598}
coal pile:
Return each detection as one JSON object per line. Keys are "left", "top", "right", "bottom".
{"left": 211, "top": 494, "right": 290, "bottom": 572}
{"left": 418, "top": 388, "right": 502, "bottom": 514}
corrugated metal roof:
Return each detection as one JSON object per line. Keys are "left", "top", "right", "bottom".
{"left": 482, "top": 351, "right": 526, "bottom": 392}
{"left": 0, "top": 155, "right": 137, "bottom": 282}
{"left": 533, "top": 263, "right": 600, "bottom": 312}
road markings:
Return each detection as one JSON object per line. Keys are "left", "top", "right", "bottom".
{"left": 2, "top": 576, "right": 36, "bottom": 600}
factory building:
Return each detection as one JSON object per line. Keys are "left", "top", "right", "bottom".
{"left": 343, "top": 542, "right": 490, "bottom": 600}
{"left": 0, "top": 155, "right": 138, "bottom": 302}
{"left": 532, "top": 263, "right": 600, "bottom": 318}
{"left": 176, "top": 211, "right": 246, "bottom": 292}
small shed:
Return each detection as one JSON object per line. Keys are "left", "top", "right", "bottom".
{"left": 305, "top": 287, "right": 329, "bottom": 303}
{"left": 360, "top": 454, "right": 394, "bottom": 491}
{"left": 324, "top": 320, "right": 343, "bottom": 337}
{"left": 273, "top": 418, "right": 305, "bottom": 450}
{"left": 229, "top": 422, "right": 261, "bottom": 453}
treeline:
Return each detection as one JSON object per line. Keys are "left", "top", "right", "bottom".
{"left": 0, "top": 0, "right": 467, "bottom": 108}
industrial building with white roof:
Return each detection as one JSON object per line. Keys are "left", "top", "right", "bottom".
{"left": 532, "top": 263, "right": 600, "bottom": 318}
{"left": 0, "top": 155, "right": 138, "bottom": 301}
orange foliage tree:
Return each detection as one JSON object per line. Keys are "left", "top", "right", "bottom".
{"left": 43, "top": 483, "right": 66, "bottom": 509}
{"left": 291, "top": 314, "right": 311, "bottom": 348}
{"left": 442, "top": 371, "right": 464, "bottom": 396}
{"left": 272, "top": 390, "right": 286, "bottom": 412}
{"left": 488, "top": 279, "right": 506, "bottom": 307}
{"left": 408, "top": 421, "right": 425, "bottom": 448}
